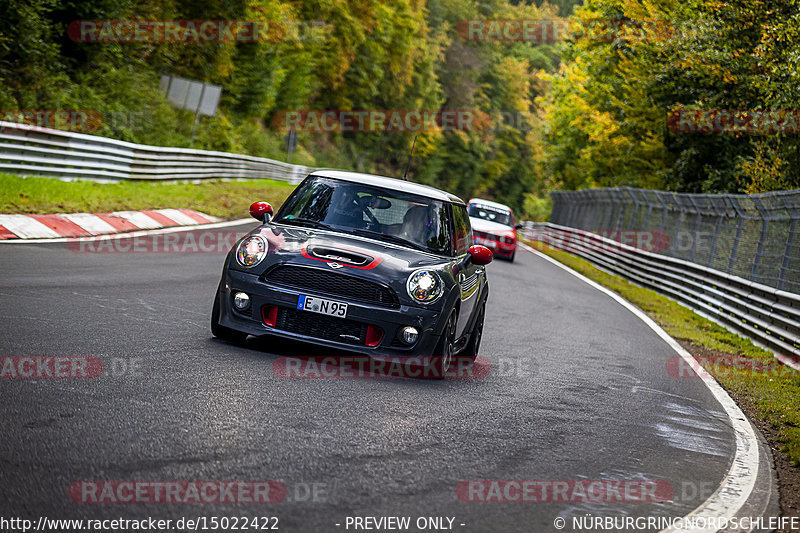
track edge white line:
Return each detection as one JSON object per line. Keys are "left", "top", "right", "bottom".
{"left": 519, "top": 242, "right": 767, "bottom": 533}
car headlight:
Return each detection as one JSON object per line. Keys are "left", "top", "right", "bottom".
{"left": 407, "top": 270, "right": 443, "bottom": 304}
{"left": 236, "top": 236, "right": 267, "bottom": 267}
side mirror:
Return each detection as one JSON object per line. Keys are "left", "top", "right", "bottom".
{"left": 468, "top": 245, "right": 493, "bottom": 266}
{"left": 514, "top": 223, "right": 523, "bottom": 230}
{"left": 250, "top": 201, "right": 273, "bottom": 223}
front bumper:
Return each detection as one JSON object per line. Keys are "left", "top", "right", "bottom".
{"left": 218, "top": 269, "right": 445, "bottom": 357}
{"left": 474, "top": 237, "right": 516, "bottom": 257}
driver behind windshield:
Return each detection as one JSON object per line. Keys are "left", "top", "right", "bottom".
{"left": 275, "top": 176, "right": 452, "bottom": 255}
{"left": 328, "top": 188, "right": 367, "bottom": 229}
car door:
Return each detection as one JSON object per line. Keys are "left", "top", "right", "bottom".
{"left": 451, "top": 203, "right": 479, "bottom": 337}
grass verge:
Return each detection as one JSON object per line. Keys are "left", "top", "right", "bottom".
{"left": 0, "top": 173, "right": 295, "bottom": 219}
{"left": 526, "top": 240, "right": 800, "bottom": 465}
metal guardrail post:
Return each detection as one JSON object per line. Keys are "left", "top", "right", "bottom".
{"left": 687, "top": 195, "right": 703, "bottom": 263}
{"left": 639, "top": 189, "right": 653, "bottom": 229}
{"left": 779, "top": 218, "right": 798, "bottom": 291}
{"left": 610, "top": 189, "right": 623, "bottom": 232}
{"left": 750, "top": 197, "right": 769, "bottom": 282}
{"left": 626, "top": 188, "right": 639, "bottom": 231}
{"left": 706, "top": 196, "right": 726, "bottom": 268}
{"left": 778, "top": 194, "right": 799, "bottom": 291}
{"left": 602, "top": 189, "right": 613, "bottom": 229}
{"left": 673, "top": 194, "right": 686, "bottom": 258}
{"left": 727, "top": 198, "right": 745, "bottom": 275}
{"left": 655, "top": 191, "right": 669, "bottom": 234}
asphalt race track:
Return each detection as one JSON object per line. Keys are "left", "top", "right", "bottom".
{"left": 0, "top": 221, "right": 766, "bottom": 532}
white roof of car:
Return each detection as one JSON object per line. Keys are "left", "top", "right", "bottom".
{"left": 467, "top": 198, "right": 513, "bottom": 212}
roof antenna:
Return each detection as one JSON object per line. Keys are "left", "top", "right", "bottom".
{"left": 402, "top": 135, "right": 417, "bottom": 181}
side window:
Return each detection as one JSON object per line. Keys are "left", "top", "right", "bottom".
{"left": 451, "top": 204, "right": 472, "bottom": 255}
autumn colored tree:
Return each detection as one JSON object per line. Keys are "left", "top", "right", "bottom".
{"left": 539, "top": 0, "right": 800, "bottom": 193}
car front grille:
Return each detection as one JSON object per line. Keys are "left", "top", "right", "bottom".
{"left": 474, "top": 230, "right": 512, "bottom": 244}
{"left": 263, "top": 265, "right": 399, "bottom": 308}
{"left": 274, "top": 307, "right": 367, "bottom": 345}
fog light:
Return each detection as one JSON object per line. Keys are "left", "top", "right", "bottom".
{"left": 400, "top": 326, "right": 419, "bottom": 345}
{"left": 233, "top": 292, "right": 250, "bottom": 310}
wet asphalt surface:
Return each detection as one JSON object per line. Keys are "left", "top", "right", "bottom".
{"left": 0, "top": 222, "right": 735, "bottom": 532}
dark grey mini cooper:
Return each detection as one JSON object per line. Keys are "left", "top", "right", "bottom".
{"left": 212, "top": 170, "right": 493, "bottom": 377}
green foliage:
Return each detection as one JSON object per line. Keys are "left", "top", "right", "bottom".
{"left": 0, "top": 173, "right": 293, "bottom": 219}
{"left": 522, "top": 192, "right": 552, "bottom": 221}
{"left": 0, "top": 0, "right": 570, "bottom": 217}
{"left": 539, "top": 0, "right": 800, "bottom": 193}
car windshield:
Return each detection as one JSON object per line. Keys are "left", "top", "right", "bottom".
{"left": 275, "top": 176, "right": 452, "bottom": 256}
{"left": 468, "top": 203, "right": 512, "bottom": 227}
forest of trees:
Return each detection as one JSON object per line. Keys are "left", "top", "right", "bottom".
{"left": 0, "top": 0, "right": 796, "bottom": 220}
{"left": 540, "top": 0, "right": 800, "bottom": 194}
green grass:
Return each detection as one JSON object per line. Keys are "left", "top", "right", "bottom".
{"left": 0, "top": 173, "right": 295, "bottom": 219}
{"left": 527, "top": 240, "right": 800, "bottom": 466}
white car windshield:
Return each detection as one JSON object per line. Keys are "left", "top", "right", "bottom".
{"left": 468, "top": 203, "right": 512, "bottom": 227}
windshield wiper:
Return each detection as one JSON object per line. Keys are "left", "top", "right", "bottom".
{"left": 276, "top": 218, "right": 336, "bottom": 231}
{"left": 351, "top": 229, "right": 431, "bottom": 253}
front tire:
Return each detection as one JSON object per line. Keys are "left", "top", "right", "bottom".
{"left": 461, "top": 301, "right": 485, "bottom": 362}
{"left": 425, "top": 310, "right": 457, "bottom": 379}
{"left": 211, "top": 292, "right": 248, "bottom": 344}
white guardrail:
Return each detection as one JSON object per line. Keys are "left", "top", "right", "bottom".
{"left": 0, "top": 121, "right": 310, "bottom": 183}
{"left": 523, "top": 222, "right": 800, "bottom": 370}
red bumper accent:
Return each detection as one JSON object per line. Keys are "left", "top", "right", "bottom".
{"left": 365, "top": 325, "right": 384, "bottom": 347}
{"left": 262, "top": 305, "right": 279, "bottom": 327}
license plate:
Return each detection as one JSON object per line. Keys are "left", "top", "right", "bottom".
{"left": 297, "top": 295, "right": 348, "bottom": 318}
{"left": 475, "top": 237, "right": 496, "bottom": 249}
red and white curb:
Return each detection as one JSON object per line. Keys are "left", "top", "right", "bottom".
{"left": 0, "top": 209, "right": 221, "bottom": 240}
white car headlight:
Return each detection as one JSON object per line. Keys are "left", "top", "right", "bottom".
{"left": 407, "top": 270, "right": 443, "bottom": 304}
{"left": 236, "top": 236, "right": 267, "bottom": 267}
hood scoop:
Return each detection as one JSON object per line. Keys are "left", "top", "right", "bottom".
{"left": 307, "top": 245, "right": 373, "bottom": 267}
